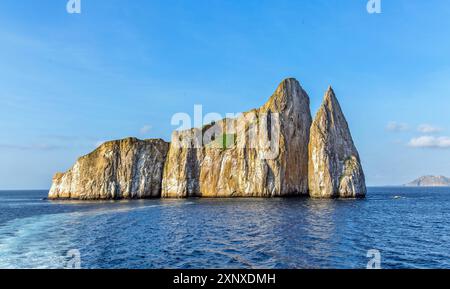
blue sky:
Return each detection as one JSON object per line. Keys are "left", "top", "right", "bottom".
{"left": 0, "top": 0, "right": 450, "bottom": 189}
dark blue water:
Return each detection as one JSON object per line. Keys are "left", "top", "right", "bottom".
{"left": 0, "top": 188, "right": 449, "bottom": 269}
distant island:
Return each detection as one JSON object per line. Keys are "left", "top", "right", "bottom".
{"left": 405, "top": 176, "right": 450, "bottom": 187}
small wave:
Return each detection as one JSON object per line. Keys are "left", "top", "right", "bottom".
{"left": 0, "top": 200, "right": 196, "bottom": 268}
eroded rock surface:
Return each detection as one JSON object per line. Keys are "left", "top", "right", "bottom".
{"left": 308, "top": 87, "right": 366, "bottom": 198}
{"left": 48, "top": 138, "right": 169, "bottom": 200}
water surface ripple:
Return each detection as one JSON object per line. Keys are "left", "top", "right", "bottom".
{"left": 0, "top": 188, "right": 449, "bottom": 269}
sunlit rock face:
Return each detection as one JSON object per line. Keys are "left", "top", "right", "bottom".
{"left": 162, "top": 78, "right": 312, "bottom": 198}
{"left": 48, "top": 138, "right": 169, "bottom": 200}
{"left": 308, "top": 87, "right": 366, "bottom": 198}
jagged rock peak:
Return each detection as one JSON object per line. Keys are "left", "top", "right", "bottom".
{"left": 322, "top": 86, "right": 343, "bottom": 117}
{"left": 264, "top": 78, "right": 308, "bottom": 110}
{"left": 308, "top": 87, "right": 366, "bottom": 198}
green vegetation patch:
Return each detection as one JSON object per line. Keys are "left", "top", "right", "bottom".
{"left": 214, "top": 133, "right": 237, "bottom": 149}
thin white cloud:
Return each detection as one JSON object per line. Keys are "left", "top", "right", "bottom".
{"left": 408, "top": 136, "right": 450, "bottom": 149}
{"left": 417, "top": 124, "right": 442, "bottom": 134}
{"left": 140, "top": 125, "right": 152, "bottom": 135}
{"left": 386, "top": 121, "right": 409, "bottom": 132}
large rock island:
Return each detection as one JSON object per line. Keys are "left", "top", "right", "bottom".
{"left": 49, "top": 78, "right": 366, "bottom": 200}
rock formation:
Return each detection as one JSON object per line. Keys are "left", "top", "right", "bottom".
{"left": 162, "top": 78, "right": 312, "bottom": 197}
{"left": 308, "top": 87, "right": 366, "bottom": 198}
{"left": 48, "top": 138, "right": 169, "bottom": 200}
{"left": 48, "top": 78, "right": 366, "bottom": 200}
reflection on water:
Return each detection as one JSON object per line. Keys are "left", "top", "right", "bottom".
{"left": 0, "top": 188, "right": 450, "bottom": 268}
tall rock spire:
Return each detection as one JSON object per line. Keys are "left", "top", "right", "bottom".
{"left": 308, "top": 87, "right": 366, "bottom": 198}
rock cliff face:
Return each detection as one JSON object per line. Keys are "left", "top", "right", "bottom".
{"left": 48, "top": 138, "right": 169, "bottom": 200}
{"left": 308, "top": 87, "right": 366, "bottom": 198}
{"left": 162, "top": 78, "right": 312, "bottom": 197}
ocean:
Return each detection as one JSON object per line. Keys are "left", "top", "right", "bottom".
{"left": 0, "top": 187, "right": 449, "bottom": 269}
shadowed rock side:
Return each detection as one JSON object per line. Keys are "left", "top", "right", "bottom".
{"left": 162, "top": 78, "right": 312, "bottom": 198}
{"left": 48, "top": 138, "right": 169, "bottom": 200}
{"left": 308, "top": 87, "right": 366, "bottom": 198}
